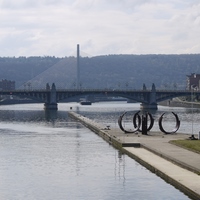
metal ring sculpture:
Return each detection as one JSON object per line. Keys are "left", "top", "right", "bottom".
{"left": 158, "top": 112, "right": 180, "bottom": 134}
{"left": 118, "top": 111, "right": 141, "bottom": 133}
{"left": 133, "top": 112, "right": 154, "bottom": 132}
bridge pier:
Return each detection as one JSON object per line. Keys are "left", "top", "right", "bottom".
{"left": 44, "top": 103, "right": 58, "bottom": 110}
{"left": 44, "top": 83, "right": 58, "bottom": 110}
{"left": 140, "top": 103, "right": 158, "bottom": 110}
{"left": 140, "top": 83, "right": 158, "bottom": 110}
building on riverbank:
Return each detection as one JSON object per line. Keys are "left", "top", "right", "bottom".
{"left": 186, "top": 73, "right": 200, "bottom": 90}
{"left": 0, "top": 79, "right": 15, "bottom": 91}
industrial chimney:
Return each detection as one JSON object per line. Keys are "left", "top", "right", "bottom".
{"left": 77, "top": 44, "right": 80, "bottom": 89}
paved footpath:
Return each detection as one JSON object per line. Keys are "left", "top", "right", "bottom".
{"left": 69, "top": 112, "right": 200, "bottom": 200}
{"left": 108, "top": 129, "right": 200, "bottom": 174}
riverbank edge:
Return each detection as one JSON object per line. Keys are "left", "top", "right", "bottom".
{"left": 159, "top": 99, "right": 200, "bottom": 108}
{"left": 68, "top": 111, "right": 200, "bottom": 200}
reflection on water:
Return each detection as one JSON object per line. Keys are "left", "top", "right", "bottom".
{"left": 0, "top": 103, "right": 192, "bottom": 200}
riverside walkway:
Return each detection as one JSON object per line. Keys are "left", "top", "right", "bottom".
{"left": 69, "top": 111, "right": 200, "bottom": 200}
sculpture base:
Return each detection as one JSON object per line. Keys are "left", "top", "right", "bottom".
{"left": 140, "top": 103, "right": 158, "bottom": 110}
{"left": 44, "top": 103, "right": 58, "bottom": 110}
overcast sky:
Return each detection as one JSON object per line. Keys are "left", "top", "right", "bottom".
{"left": 0, "top": 0, "right": 200, "bottom": 57}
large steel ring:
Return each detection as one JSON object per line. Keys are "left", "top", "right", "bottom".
{"left": 133, "top": 112, "right": 154, "bottom": 132}
{"left": 118, "top": 111, "right": 141, "bottom": 133}
{"left": 158, "top": 112, "right": 180, "bottom": 134}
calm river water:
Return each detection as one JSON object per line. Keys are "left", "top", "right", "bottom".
{"left": 0, "top": 102, "right": 197, "bottom": 200}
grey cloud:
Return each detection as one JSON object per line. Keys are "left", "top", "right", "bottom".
{"left": 0, "top": 0, "right": 69, "bottom": 9}
{"left": 0, "top": 0, "right": 39, "bottom": 9}
{"left": 0, "top": 0, "right": 200, "bottom": 56}
{"left": 72, "top": 0, "right": 155, "bottom": 12}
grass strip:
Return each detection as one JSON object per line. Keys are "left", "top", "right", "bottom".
{"left": 170, "top": 140, "right": 200, "bottom": 154}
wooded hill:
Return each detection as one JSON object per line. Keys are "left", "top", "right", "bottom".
{"left": 0, "top": 54, "right": 200, "bottom": 89}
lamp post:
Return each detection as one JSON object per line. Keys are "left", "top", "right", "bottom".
{"left": 191, "top": 87, "right": 194, "bottom": 135}
{"left": 191, "top": 85, "right": 197, "bottom": 135}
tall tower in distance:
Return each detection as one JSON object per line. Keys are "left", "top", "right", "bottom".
{"left": 77, "top": 44, "right": 80, "bottom": 89}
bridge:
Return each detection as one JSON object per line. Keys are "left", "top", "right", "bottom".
{"left": 0, "top": 83, "right": 198, "bottom": 110}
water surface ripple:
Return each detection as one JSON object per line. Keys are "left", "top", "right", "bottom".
{"left": 0, "top": 102, "right": 193, "bottom": 199}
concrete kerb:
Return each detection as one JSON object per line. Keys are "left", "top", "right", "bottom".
{"left": 141, "top": 143, "right": 200, "bottom": 175}
{"left": 121, "top": 147, "right": 200, "bottom": 200}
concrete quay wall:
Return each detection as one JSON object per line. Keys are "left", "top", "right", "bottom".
{"left": 68, "top": 111, "right": 200, "bottom": 200}
{"left": 68, "top": 112, "right": 122, "bottom": 149}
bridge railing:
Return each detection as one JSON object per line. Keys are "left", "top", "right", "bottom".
{"left": 1, "top": 88, "right": 199, "bottom": 94}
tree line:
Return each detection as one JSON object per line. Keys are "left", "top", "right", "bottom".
{"left": 0, "top": 54, "right": 200, "bottom": 89}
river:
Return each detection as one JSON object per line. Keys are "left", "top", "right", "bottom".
{"left": 0, "top": 102, "right": 196, "bottom": 200}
